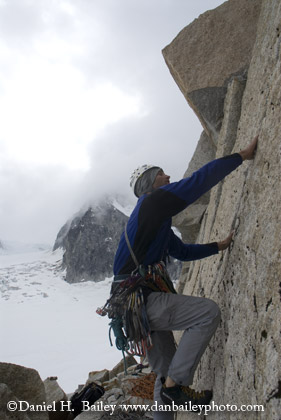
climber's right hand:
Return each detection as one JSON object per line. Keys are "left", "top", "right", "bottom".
{"left": 239, "top": 135, "right": 259, "bottom": 160}
{"left": 217, "top": 231, "right": 234, "bottom": 251}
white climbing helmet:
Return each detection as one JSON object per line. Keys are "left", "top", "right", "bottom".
{"left": 130, "top": 164, "right": 159, "bottom": 196}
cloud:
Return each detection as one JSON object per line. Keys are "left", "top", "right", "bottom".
{"left": 0, "top": 0, "right": 224, "bottom": 244}
{"left": 0, "top": 58, "right": 143, "bottom": 170}
{"left": 0, "top": 159, "right": 85, "bottom": 243}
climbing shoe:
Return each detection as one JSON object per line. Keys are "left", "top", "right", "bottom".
{"left": 160, "top": 384, "right": 212, "bottom": 411}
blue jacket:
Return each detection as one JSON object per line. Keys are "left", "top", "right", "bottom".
{"left": 114, "top": 153, "right": 242, "bottom": 275}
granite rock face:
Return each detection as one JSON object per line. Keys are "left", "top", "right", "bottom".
{"left": 172, "top": 131, "right": 216, "bottom": 294}
{"left": 173, "top": 130, "right": 216, "bottom": 245}
{"left": 164, "top": 0, "right": 281, "bottom": 418}
{"left": 162, "top": 0, "right": 261, "bottom": 144}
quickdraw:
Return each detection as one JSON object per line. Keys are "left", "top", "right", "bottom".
{"left": 96, "top": 262, "right": 176, "bottom": 360}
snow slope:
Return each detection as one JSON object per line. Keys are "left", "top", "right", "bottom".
{"left": 0, "top": 249, "right": 122, "bottom": 393}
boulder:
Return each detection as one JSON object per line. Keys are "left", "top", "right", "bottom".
{"left": 102, "top": 377, "right": 120, "bottom": 391}
{"left": 87, "top": 369, "right": 109, "bottom": 384}
{"left": 0, "top": 383, "right": 31, "bottom": 420}
{"left": 44, "top": 377, "right": 69, "bottom": 420}
{"left": 162, "top": 0, "right": 262, "bottom": 143}
{"left": 75, "top": 359, "right": 154, "bottom": 419}
{"left": 0, "top": 363, "right": 48, "bottom": 420}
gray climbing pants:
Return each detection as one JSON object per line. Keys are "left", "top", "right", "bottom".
{"left": 146, "top": 292, "right": 221, "bottom": 420}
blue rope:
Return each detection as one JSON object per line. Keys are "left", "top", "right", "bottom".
{"left": 109, "top": 317, "right": 129, "bottom": 375}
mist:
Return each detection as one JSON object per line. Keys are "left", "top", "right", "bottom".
{"left": 0, "top": 0, "right": 224, "bottom": 245}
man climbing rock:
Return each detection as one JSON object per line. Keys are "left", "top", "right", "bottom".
{"left": 112, "top": 136, "right": 258, "bottom": 419}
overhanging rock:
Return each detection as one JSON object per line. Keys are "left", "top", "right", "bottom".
{"left": 162, "top": 0, "right": 262, "bottom": 144}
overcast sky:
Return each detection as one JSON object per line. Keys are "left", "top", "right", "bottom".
{"left": 0, "top": 0, "right": 225, "bottom": 245}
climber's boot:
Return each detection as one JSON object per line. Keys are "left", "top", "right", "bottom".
{"left": 160, "top": 384, "right": 212, "bottom": 411}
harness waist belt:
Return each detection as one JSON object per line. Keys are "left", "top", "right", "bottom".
{"left": 113, "top": 274, "right": 130, "bottom": 282}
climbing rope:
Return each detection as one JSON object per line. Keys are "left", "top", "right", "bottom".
{"left": 128, "top": 372, "right": 156, "bottom": 401}
{"left": 109, "top": 317, "right": 129, "bottom": 374}
{"left": 97, "top": 262, "right": 176, "bottom": 360}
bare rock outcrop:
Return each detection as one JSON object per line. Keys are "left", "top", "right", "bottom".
{"left": 162, "top": 0, "right": 261, "bottom": 144}
{"left": 55, "top": 201, "right": 128, "bottom": 283}
{"left": 173, "top": 130, "right": 216, "bottom": 245}
{"left": 0, "top": 363, "right": 48, "bottom": 420}
{"left": 44, "top": 377, "right": 69, "bottom": 420}
{"left": 72, "top": 358, "right": 153, "bottom": 419}
{"left": 0, "top": 383, "right": 31, "bottom": 420}
{"left": 164, "top": 0, "right": 281, "bottom": 418}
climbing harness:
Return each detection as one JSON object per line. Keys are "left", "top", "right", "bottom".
{"left": 96, "top": 262, "right": 175, "bottom": 357}
{"left": 96, "top": 224, "right": 177, "bottom": 366}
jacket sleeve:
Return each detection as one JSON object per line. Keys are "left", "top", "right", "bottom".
{"left": 146, "top": 153, "right": 243, "bottom": 222}
{"left": 168, "top": 229, "right": 219, "bottom": 262}
{"left": 164, "top": 153, "right": 243, "bottom": 206}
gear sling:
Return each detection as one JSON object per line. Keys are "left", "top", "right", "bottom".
{"left": 96, "top": 223, "right": 176, "bottom": 367}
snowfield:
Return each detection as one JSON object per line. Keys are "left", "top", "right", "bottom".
{"left": 0, "top": 247, "right": 122, "bottom": 393}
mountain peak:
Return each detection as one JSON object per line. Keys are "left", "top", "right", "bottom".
{"left": 53, "top": 197, "right": 129, "bottom": 283}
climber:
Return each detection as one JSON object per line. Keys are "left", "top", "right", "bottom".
{"left": 112, "top": 135, "right": 258, "bottom": 418}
